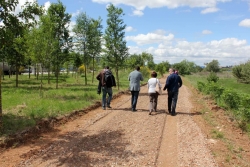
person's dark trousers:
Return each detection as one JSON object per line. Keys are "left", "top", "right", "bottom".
{"left": 102, "top": 87, "right": 113, "bottom": 108}
{"left": 149, "top": 93, "right": 158, "bottom": 112}
{"left": 131, "top": 91, "right": 139, "bottom": 111}
{"left": 167, "top": 90, "right": 179, "bottom": 114}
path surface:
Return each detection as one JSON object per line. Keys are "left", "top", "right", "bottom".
{"left": 0, "top": 77, "right": 218, "bottom": 167}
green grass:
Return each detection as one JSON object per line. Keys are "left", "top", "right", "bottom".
{"left": 1, "top": 70, "right": 150, "bottom": 136}
{"left": 185, "top": 71, "right": 250, "bottom": 95}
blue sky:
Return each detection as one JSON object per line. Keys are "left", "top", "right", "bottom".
{"left": 22, "top": 0, "right": 250, "bottom": 66}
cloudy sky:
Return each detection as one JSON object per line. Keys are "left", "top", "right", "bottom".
{"left": 22, "top": 0, "right": 250, "bottom": 66}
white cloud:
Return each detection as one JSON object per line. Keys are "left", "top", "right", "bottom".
{"left": 71, "top": 9, "right": 82, "bottom": 18}
{"left": 126, "top": 31, "right": 174, "bottom": 45}
{"left": 239, "top": 19, "right": 250, "bottom": 27}
{"left": 125, "top": 26, "right": 136, "bottom": 32}
{"left": 44, "top": 1, "right": 51, "bottom": 11}
{"left": 201, "top": 7, "right": 219, "bottom": 14}
{"left": 92, "top": 0, "right": 230, "bottom": 12}
{"left": 127, "top": 32, "right": 250, "bottom": 66}
{"left": 132, "top": 9, "right": 144, "bottom": 16}
{"left": 202, "top": 30, "right": 212, "bottom": 35}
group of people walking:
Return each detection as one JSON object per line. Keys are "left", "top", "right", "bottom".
{"left": 96, "top": 66, "right": 182, "bottom": 116}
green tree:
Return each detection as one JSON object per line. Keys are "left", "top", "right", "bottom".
{"left": 172, "top": 59, "right": 201, "bottom": 75}
{"left": 155, "top": 61, "right": 170, "bottom": 77}
{"left": 126, "top": 54, "right": 144, "bottom": 69}
{"left": 232, "top": 60, "right": 250, "bottom": 83}
{"left": 103, "top": 4, "right": 129, "bottom": 90}
{"left": 0, "top": 0, "right": 42, "bottom": 128}
{"left": 47, "top": 0, "right": 72, "bottom": 88}
{"left": 205, "top": 59, "right": 220, "bottom": 73}
{"left": 73, "top": 12, "right": 93, "bottom": 85}
{"left": 141, "top": 52, "right": 155, "bottom": 69}
{"left": 87, "top": 18, "right": 102, "bottom": 83}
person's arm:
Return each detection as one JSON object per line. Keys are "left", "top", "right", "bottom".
{"left": 178, "top": 76, "right": 182, "bottom": 88}
{"left": 96, "top": 72, "right": 101, "bottom": 80}
{"left": 140, "top": 73, "right": 143, "bottom": 81}
{"left": 163, "top": 76, "right": 170, "bottom": 90}
{"left": 157, "top": 79, "right": 162, "bottom": 88}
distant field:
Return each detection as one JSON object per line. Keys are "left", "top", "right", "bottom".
{"left": 184, "top": 71, "right": 250, "bottom": 95}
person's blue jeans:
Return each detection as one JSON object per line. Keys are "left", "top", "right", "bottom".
{"left": 102, "top": 87, "right": 113, "bottom": 108}
{"left": 131, "top": 91, "right": 139, "bottom": 110}
{"left": 168, "top": 90, "right": 179, "bottom": 113}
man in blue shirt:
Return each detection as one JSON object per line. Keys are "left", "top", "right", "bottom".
{"left": 163, "top": 68, "right": 182, "bottom": 116}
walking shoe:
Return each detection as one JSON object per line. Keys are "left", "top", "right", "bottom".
{"left": 132, "top": 108, "right": 137, "bottom": 112}
{"left": 102, "top": 107, "right": 106, "bottom": 110}
{"left": 107, "top": 105, "right": 112, "bottom": 108}
{"left": 171, "top": 112, "right": 176, "bottom": 116}
{"left": 149, "top": 111, "right": 152, "bottom": 115}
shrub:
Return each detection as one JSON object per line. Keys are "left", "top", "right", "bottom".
{"left": 221, "top": 89, "right": 240, "bottom": 110}
{"left": 207, "top": 72, "right": 219, "bottom": 83}
{"left": 197, "top": 81, "right": 205, "bottom": 92}
{"left": 140, "top": 66, "right": 150, "bottom": 79}
{"left": 78, "top": 65, "right": 85, "bottom": 74}
{"left": 205, "top": 82, "right": 224, "bottom": 99}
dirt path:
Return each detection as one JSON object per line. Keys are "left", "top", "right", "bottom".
{"left": 0, "top": 77, "right": 247, "bottom": 167}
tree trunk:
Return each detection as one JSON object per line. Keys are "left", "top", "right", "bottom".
{"left": 40, "top": 66, "right": 43, "bottom": 97}
{"left": 116, "top": 67, "right": 120, "bottom": 90}
{"left": 84, "top": 65, "right": 87, "bottom": 85}
{"left": 92, "top": 57, "right": 94, "bottom": 83}
{"left": 0, "top": 69, "right": 2, "bottom": 130}
{"left": 15, "top": 58, "right": 19, "bottom": 87}
{"left": 56, "top": 64, "right": 59, "bottom": 89}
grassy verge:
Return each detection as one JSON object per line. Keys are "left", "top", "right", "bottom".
{"left": 185, "top": 71, "right": 250, "bottom": 94}
{"left": 1, "top": 70, "right": 150, "bottom": 136}
{"left": 183, "top": 76, "right": 250, "bottom": 166}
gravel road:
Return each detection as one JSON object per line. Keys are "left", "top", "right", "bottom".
{"left": 1, "top": 77, "right": 218, "bottom": 167}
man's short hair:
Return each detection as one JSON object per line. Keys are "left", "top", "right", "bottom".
{"left": 136, "top": 66, "right": 140, "bottom": 71}
{"left": 105, "top": 66, "right": 109, "bottom": 69}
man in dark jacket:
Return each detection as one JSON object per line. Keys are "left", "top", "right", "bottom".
{"left": 163, "top": 68, "right": 182, "bottom": 116}
{"left": 96, "top": 66, "right": 116, "bottom": 110}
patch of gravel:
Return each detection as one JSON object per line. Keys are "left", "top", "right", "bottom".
{"left": 177, "top": 87, "right": 218, "bottom": 167}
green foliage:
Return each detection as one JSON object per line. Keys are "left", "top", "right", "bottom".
{"left": 78, "top": 65, "right": 85, "bottom": 74}
{"left": 205, "top": 82, "right": 224, "bottom": 99}
{"left": 126, "top": 52, "right": 155, "bottom": 70}
{"left": 140, "top": 66, "right": 151, "bottom": 80}
{"left": 207, "top": 72, "right": 219, "bottom": 83}
{"left": 192, "top": 77, "right": 250, "bottom": 132}
{"left": 197, "top": 81, "right": 205, "bottom": 92}
{"left": 155, "top": 61, "right": 170, "bottom": 76}
{"left": 205, "top": 60, "right": 220, "bottom": 73}
{"left": 172, "top": 59, "right": 200, "bottom": 75}
{"left": 212, "top": 130, "right": 224, "bottom": 139}
{"left": 232, "top": 60, "right": 250, "bottom": 83}
{"left": 222, "top": 89, "right": 240, "bottom": 110}
{"left": 103, "top": 4, "right": 129, "bottom": 89}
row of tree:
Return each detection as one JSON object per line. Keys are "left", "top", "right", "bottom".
{"left": 0, "top": 1, "right": 129, "bottom": 88}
